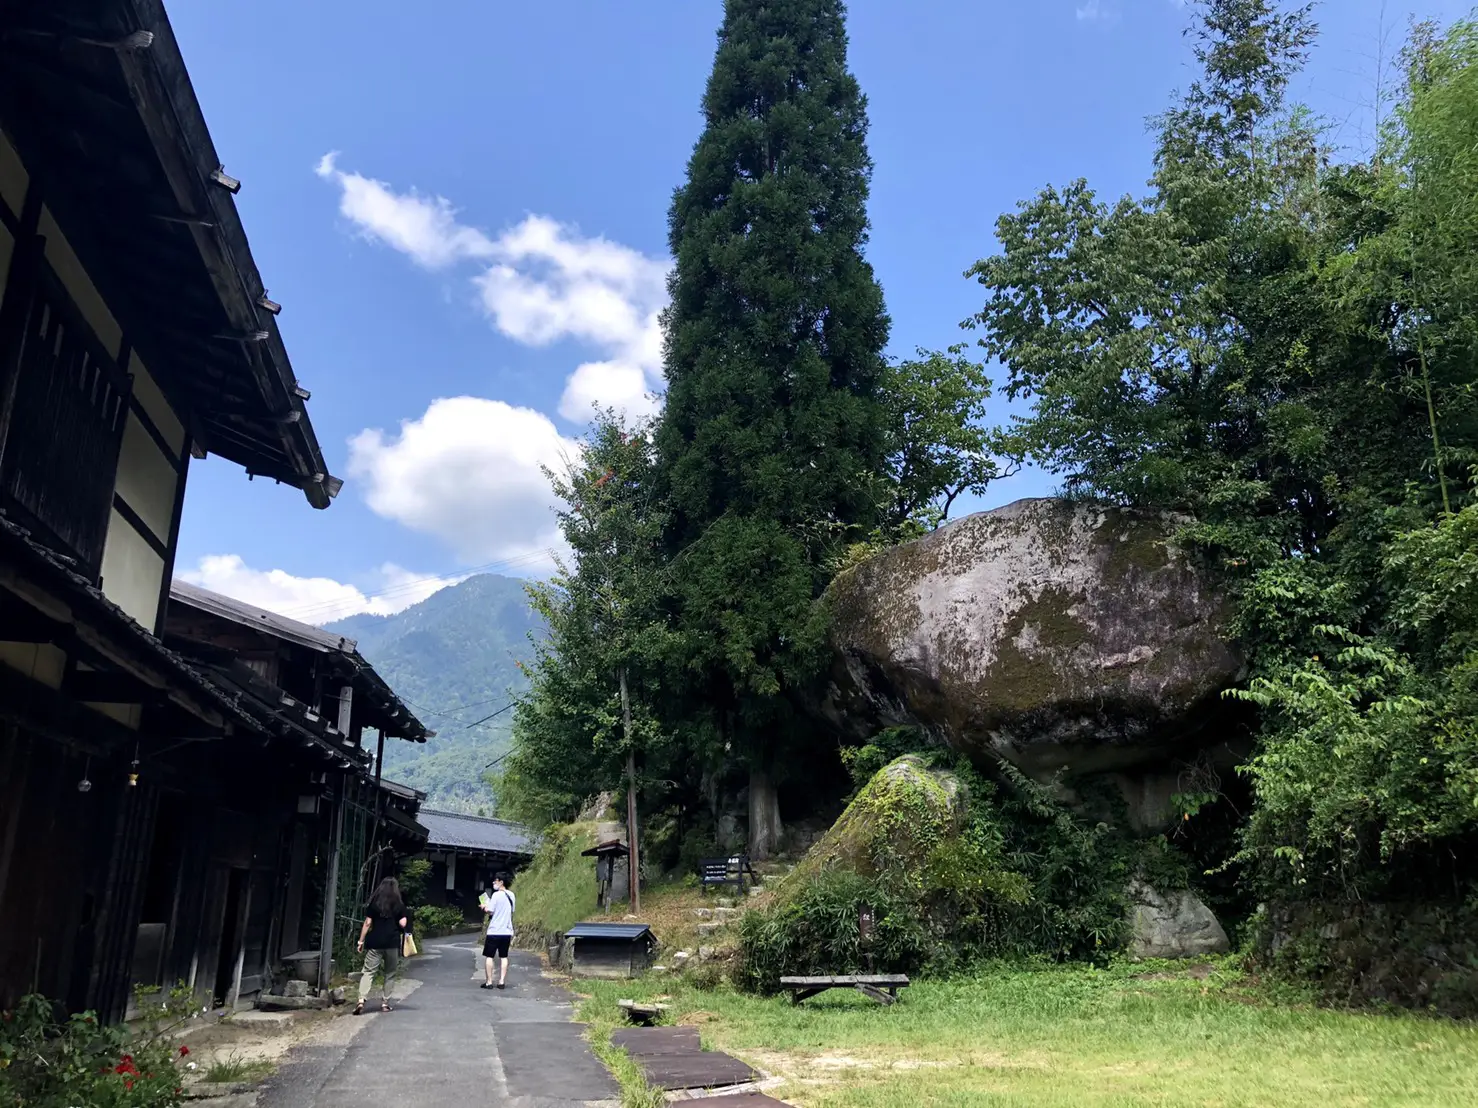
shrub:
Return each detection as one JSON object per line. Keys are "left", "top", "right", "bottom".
{"left": 0, "top": 986, "right": 194, "bottom": 1108}
{"left": 738, "top": 871, "right": 928, "bottom": 994}
{"left": 398, "top": 858, "right": 432, "bottom": 905}
{"left": 413, "top": 905, "right": 470, "bottom": 938}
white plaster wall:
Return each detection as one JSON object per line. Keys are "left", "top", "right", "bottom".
{"left": 100, "top": 506, "right": 166, "bottom": 629}
{"left": 0, "top": 643, "right": 66, "bottom": 689}
{"left": 39, "top": 205, "right": 123, "bottom": 358}
{"left": 114, "top": 411, "right": 178, "bottom": 543}
{"left": 129, "top": 354, "right": 186, "bottom": 455}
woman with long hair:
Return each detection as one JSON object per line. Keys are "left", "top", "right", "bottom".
{"left": 354, "top": 876, "right": 408, "bottom": 1015}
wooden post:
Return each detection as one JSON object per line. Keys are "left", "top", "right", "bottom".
{"left": 620, "top": 666, "right": 639, "bottom": 914}
{"left": 317, "top": 777, "right": 345, "bottom": 994}
{"left": 337, "top": 685, "right": 354, "bottom": 737}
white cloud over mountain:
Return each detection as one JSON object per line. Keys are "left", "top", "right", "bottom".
{"left": 346, "top": 396, "right": 576, "bottom": 567}
{"left": 181, "top": 554, "right": 462, "bottom": 625}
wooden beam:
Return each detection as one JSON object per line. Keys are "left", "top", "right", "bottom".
{"left": 65, "top": 668, "right": 159, "bottom": 704}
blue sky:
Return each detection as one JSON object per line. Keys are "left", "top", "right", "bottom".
{"left": 169, "top": 0, "right": 1471, "bottom": 623}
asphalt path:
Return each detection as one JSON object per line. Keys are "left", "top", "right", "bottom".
{"left": 257, "top": 939, "right": 619, "bottom": 1108}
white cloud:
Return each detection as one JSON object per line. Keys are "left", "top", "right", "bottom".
{"left": 181, "top": 555, "right": 461, "bottom": 625}
{"left": 315, "top": 153, "right": 495, "bottom": 269}
{"left": 317, "top": 157, "right": 668, "bottom": 422}
{"left": 347, "top": 396, "right": 577, "bottom": 566}
{"left": 559, "top": 360, "right": 661, "bottom": 423}
{"left": 1076, "top": 0, "right": 1119, "bottom": 22}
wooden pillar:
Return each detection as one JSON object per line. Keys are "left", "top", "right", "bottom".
{"left": 317, "top": 777, "right": 345, "bottom": 994}
{"left": 337, "top": 685, "right": 354, "bottom": 736}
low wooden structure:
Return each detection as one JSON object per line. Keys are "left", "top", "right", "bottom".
{"left": 699, "top": 854, "right": 757, "bottom": 894}
{"left": 562, "top": 922, "right": 656, "bottom": 978}
{"left": 778, "top": 973, "right": 910, "bottom": 1005}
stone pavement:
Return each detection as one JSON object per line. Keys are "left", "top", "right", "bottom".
{"left": 257, "top": 939, "right": 619, "bottom": 1108}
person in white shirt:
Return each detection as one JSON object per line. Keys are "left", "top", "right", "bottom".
{"left": 480, "top": 872, "right": 516, "bottom": 990}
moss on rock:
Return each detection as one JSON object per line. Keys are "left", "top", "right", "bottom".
{"left": 782, "top": 755, "right": 966, "bottom": 894}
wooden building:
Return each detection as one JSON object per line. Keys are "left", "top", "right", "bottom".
{"left": 0, "top": 0, "right": 421, "bottom": 1021}
{"left": 150, "top": 582, "right": 430, "bottom": 1007}
{"left": 415, "top": 810, "right": 536, "bottom": 919}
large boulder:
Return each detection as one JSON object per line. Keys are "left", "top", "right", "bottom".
{"left": 823, "top": 499, "right": 1245, "bottom": 824}
{"left": 1127, "top": 880, "right": 1231, "bottom": 960}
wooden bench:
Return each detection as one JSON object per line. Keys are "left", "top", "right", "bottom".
{"left": 699, "top": 854, "right": 757, "bottom": 894}
{"left": 779, "top": 974, "right": 910, "bottom": 1006}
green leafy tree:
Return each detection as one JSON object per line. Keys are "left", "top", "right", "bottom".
{"left": 656, "top": 0, "right": 892, "bottom": 856}
{"left": 967, "top": 0, "right": 1478, "bottom": 944}
{"left": 505, "top": 413, "right": 679, "bottom": 877}
{"left": 879, "top": 345, "right": 1016, "bottom": 535}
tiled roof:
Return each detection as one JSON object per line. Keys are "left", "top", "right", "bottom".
{"left": 419, "top": 810, "right": 536, "bottom": 857}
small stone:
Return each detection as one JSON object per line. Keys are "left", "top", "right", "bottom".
{"left": 716, "top": 897, "right": 736, "bottom": 908}
{"left": 692, "top": 908, "right": 713, "bottom": 920}
{"left": 328, "top": 986, "right": 347, "bottom": 1005}
{"left": 747, "top": 886, "right": 763, "bottom": 897}
{"left": 696, "top": 923, "right": 725, "bottom": 936}
{"left": 712, "top": 907, "right": 738, "bottom": 919}
{"left": 672, "top": 951, "right": 691, "bottom": 964}
{"left": 698, "top": 946, "right": 715, "bottom": 962}
{"left": 283, "top": 980, "right": 309, "bottom": 998}
{"left": 652, "top": 965, "right": 668, "bottom": 973}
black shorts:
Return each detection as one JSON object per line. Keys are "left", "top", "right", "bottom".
{"left": 483, "top": 934, "right": 511, "bottom": 958}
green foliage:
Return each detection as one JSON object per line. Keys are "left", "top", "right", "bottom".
{"left": 877, "top": 346, "right": 1019, "bottom": 536}
{"left": 738, "top": 871, "right": 928, "bottom": 993}
{"left": 397, "top": 858, "right": 432, "bottom": 905}
{"left": 837, "top": 727, "right": 934, "bottom": 791}
{"left": 654, "top": 0, "right": 892, "bottom": 798}
{"left": 964, "top": 0, "right": 1478, "bottom": 1004}
{"left": 412, "top": 905, "right": 468, "bottom": 939}
{"left": 0, "top": 986, "right": 194, "bottom": 1108}
{"left": 200, "top": 1055, "right": 273, "bottom": 1085}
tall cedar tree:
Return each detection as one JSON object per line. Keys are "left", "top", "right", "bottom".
{"left": 657, "top": 0, "right": 889, "bottom": 855}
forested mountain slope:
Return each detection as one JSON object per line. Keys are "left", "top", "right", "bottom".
{"left": 327, "top": 574, "right": 543, "bottom": 811}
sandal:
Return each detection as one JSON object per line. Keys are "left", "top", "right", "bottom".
{"left": 352, "top": 1001, "right": 364, "bottom": 1016}
{"left": 381, "top": 1002, "right": 393, "bottom": 1012}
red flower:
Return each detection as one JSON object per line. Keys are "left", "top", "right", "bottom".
{"left": 178, "top": 1045, "right": 190, "bottom": 1056}
{"left": 124, "top": 1078, "right": 134, "bottom": 1090}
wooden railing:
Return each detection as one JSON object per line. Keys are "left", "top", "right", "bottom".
{"left": 0, "top": 260, "right": 131, "bottom": 578}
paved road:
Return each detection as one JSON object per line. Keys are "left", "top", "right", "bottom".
{"left": 258, "top": 939, "right": 619, "bottom": 1108}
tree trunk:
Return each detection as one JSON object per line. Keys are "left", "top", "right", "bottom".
{"left": 620, "top": 666, "right": 640, "bottom": 913}
{"left": 748, "top": 766, "right": 782, "bottom": 861}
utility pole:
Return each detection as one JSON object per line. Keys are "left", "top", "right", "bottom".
{"left": 620, "top": 665, "right": 640, "bottom": 914}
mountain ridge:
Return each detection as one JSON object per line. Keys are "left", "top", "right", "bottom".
{"left": 325, "top": 573, "right": 543, "bottom": 812}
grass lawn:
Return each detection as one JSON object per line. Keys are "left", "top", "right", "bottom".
{"left": 574, "top": 958, "right": 1478, "bottom": 1107}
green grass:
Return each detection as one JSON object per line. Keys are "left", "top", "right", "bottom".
{"left": 514, "top": 822, "right": 601, "bottom": 940}
{"left": 574, "top": 958, "right": 1478, "bottom": 1107}
{"left": 202, "top": 1054, "right": 275, "bottom": 1085}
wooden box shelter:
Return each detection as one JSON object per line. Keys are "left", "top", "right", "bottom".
{"left": 561, "top": 922, "right": 656, "bottom": 979}
{"left": 0, "top": 0, "right": 426, "bottom": 1022}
